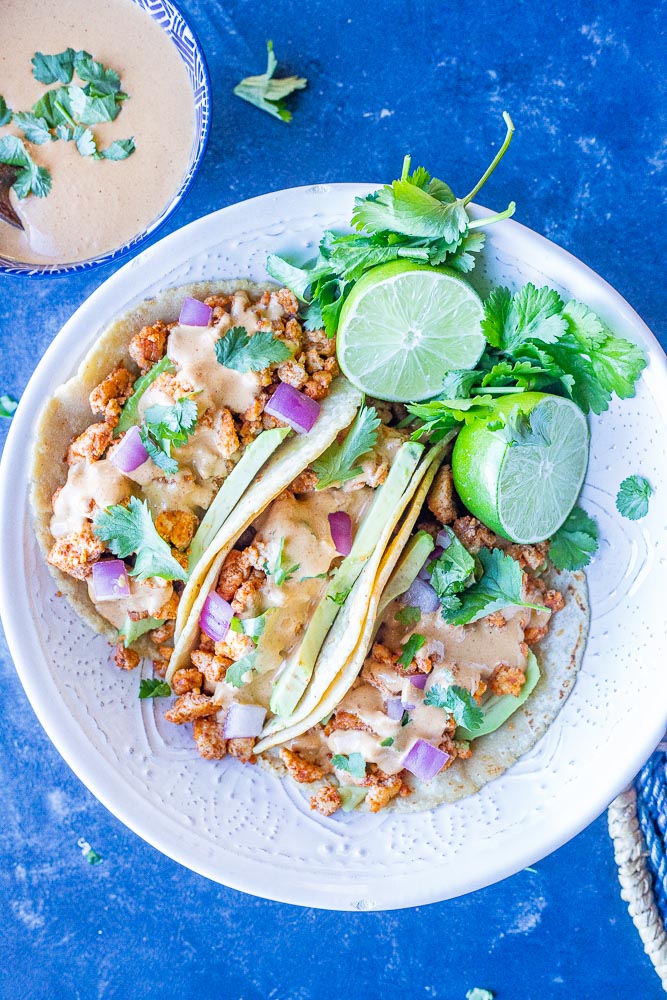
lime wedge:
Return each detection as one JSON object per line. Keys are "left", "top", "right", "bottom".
{"left": 452, "top": 392, "right": 589, "bottom": 544}
{"left": 336, "top": 261, "right": 485, "bottom": 402}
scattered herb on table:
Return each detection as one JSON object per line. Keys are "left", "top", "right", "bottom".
{"left": 616, "top": 475, "right": 652, "bottom": 520}
{"left": 233, "top": 41, "right": 307, "bottom": 122}
{"left": 139, "top": 677, "right": 171, "bottom": 699}
{"left": 0, "top": 392, "right": 18, "bottom": 417}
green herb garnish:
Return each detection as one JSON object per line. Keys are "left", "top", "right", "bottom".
{"left": 118, "top": 615, "right": 164, "bottom": 648}
{"left": 331, "top": 752, "right": 366, "bottom": 778}
{"left": 424, "top": 683, "right": 484, "bottom": 732}
{"left": 139, "top": 677, "right": 171, "bottom": 699}
{"left": 139, "top": 397, "right": 198, "bottom": 474}
{"left": 0, "top": 135, "right": 51, "bottom": 199}
{"left": 616, "top": 475, "right": 653, "bottom": 520}
{"left": 379, "top": 737, "right": 394, "bottom": 747}
{"left": 394, "top": 605, "right": 421, "bottom": 627}
{"left": 442, "top": 547, "right": 548, "bottom": 626}
{"left": 225, "top": 652, "right": 258, "bottom": 688}
{"left": 215, "top": 326, "right": 291, "bottom": 372}
{"left": 233, "top": 41, "right": 307, "bottom": 123}
{"left": 428, "top": 528, "right": 476, "bottom": 613}
{"left": 397, "top": 633, "right": 426, "bottom": 669}
{"left": 115, "top": 356, "right": 175, "bottom": 435}
{"left": 93, "top": 497, "right": 188, "bottom": 582}
{"left": 549, "top": 506, "right": 598, "bottom": 570}
{"left": 264, "top": 536, "right": 300, "bottom": 587}
{"left": 0, "top": 393, "right": 18, "bottom": 418}
{"left": 311, "top": 403, "right": 381, "bottom": 489}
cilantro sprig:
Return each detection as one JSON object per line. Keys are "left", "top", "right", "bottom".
{"left": 616, "top": 475, "right": 652, "bottom": 520}
{"left": 139, "top": 678, "right": 171, "bottom": 699}
{"left": 311, "top": 403, "right": 381, "bottom": 489}
{"left": 549, "top": 506, "right": 599, "bottom": 570}
{"left": 398, "top": 633, "right": 426, "bottom": 669}
{"left": 215, "top": 326, "right": 291, "bottom": 372}
{"left": 119, "top": 614, "right": 164, "bottom": 648}
{"left": 424, "top": 683, "right": 484, "bottom": 732}
{"left": 139, "top": 397, "right": 198, "bottom": 474}
{"left": 441, "top": 547, "right": 548, "bottom": 626}
{"left": 264, "top": 536, "right": 300, "bottom": 587}
{"left": 225, "top": 652, "right": 257, "bottom": 688}
{"left": 233, "top": 41, "right": 307, "bottom": 123}
{"left": 428, "top": 528, "right": 476, "bottom": 613}
{"left": 394, "top": 605, "right": 421, "bottom": 627}
{"left": 93, "top": 497, "right": 188, "bottom": 582}
{"left": 331, "top": 752, "right": 366, "bottom": 778}
{"left": 267, "top": 113, "right": 516, "bottom": 336}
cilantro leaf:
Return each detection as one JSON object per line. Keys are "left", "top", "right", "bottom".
{"left": 311, "top": 404, "right": 380, "bottom": 489}
{"left": 215, "top": 326, "right": 291, "bottom": 372}
{"left": 466, "top": 990, "right": 495, "bottom": 1000}
{"left": 93, "top": 497, "right": 188, "bottom": 582}
{"left": 233, "top": 40, "right": 307, "bottom": 122}
{"left": 139, "top": 677, "right": 171, "bottom": 699}
{"left": 230, "top": 610, "right": 274, "bottom": 640}
{"left": 549, "top": 506, "right": 598, "bottom": 570}
{"left": 13, "top": 112, "right": 52, "bottom": 145}
{"left": 74, "top": 52, "right": 121, "bottom": 94}
{"left": 115, "top": 356, "right": 175, "bottom": 435}
{"left": 98, "top": 138, "right": 135, "bottom": 160}
{"left": 443, "top": 547, "right": 548, "bottom": 626}
{"left": 352, "top": 176, "right": 468, "bottom": 243}
{"left": 616, "top": 475, "right": 652, "bottom": 521}
{"left": 265, "top": 536, "right": 299, "bottom": 586}
{"left": 438, "top": 369, "right": 482, "bottom": 400}
{"left": 429, "top": 528, "right": 476, "bottom": 613}
{"left": 482, "top": 284, "right": 567, "bottom": 352}
{"left": 32, "top": 49, "right": 77, "bottom": 85}
{"left": 501, "top": 404, "right": 551, "bottom": 447}
{"left": 140, "top": 397, "right": 199, "bottom": 473}
{"left": 118, "top": 614, "right": 164, "bottom": 648}
{"left": 225, "top": 653, "right": 257, "bottom": 688}
{"left": 0, "top": 97, "right": 12, "bottom": 127}
{"left": 394, "top": 605, "right": 421, "bottom": 627}
{"left": 424, "top": 683, "right": 484, "bottom": 732}
{"left": 380, "top": 737, "right": 394, "bottom": 747}
{"left": 0, "top": 393, "right": 18, "bottom": 418}
{"left": 74, "top": 125, "right": 97, "bottom": 157}
{"left": 407, "top": 396, "right": 496, "bottom": 443}
{"left": 0, "top": 136, "right": 52, "bottom": 199}
{"left": 331, "top": 752, "right": 366, "bottom": 778}
{"left": 398, "top": 633, "right": 426, "bottom": 668}
{"left": 0, "top": 135, "right": 30, "bottom": 168}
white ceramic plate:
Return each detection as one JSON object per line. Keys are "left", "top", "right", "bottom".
{"left": 2, "top": 185, "right": 666, "bottom": 911}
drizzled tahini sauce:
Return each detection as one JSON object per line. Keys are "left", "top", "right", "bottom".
{"left": 0, "top": 0, "right": 195, "bottom": 264}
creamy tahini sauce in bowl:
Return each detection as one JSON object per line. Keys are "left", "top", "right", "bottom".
{"left": 0, "top": 0, "right": 199, "bottom": 268}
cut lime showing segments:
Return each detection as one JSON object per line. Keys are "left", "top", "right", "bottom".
{"left": 452, "top": 392, "right": 589, "bottom": 544}
{"left": 337, "top": 261, "right": 485, "bottom": 402}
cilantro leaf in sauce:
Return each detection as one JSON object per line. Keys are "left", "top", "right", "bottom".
{"left": 428, "top": 528, "right": 476, "bottom": 613}
{"left": 93, "top": 497, "right": 188, "bottom": 582}
{"left": 12, "top": 112, "right": 52, "bottom": 144}
{"left": 32, "top": 49, "right": 77, "bottom": 85}
{"left": 230, "top": 610, "right": 274, "bottom": 640}
{"left": 118, "top": 614, "right": 164, "bottom": 648}
{"left": 225, "top": 653, "right": 257, "bottom": 689}
{"left": 233, "top": 41, "right": 307, "bottom": 123}
{"left": 397, "top": 633, "right": 426, "bottom": 669}
{"left": 0, "top": 135, "right": 52, "bottom": 199}
{"left": 616, "top": 475, "right": 653, "bottom": 521}
{"left": 0, "top": 97, "right": 12, "bottom": 127}
{"left": 331, "top": 752, "right": 366, "bottom": 778}
{"left": 139, "top": 397, "right": 199, "bottom": 474}
{"left": 139, "top": 677, "right": 172, "bottom": 699}
{"left": 115, "top": 356, "right": 175, "bottom": 435}
{"left": 549, "top": 506, "right": 598, "bottom": 570}
{"left": 0, "top": 393, "right": 18, "bottom": 418}
{"left": 394, "top": 605, "right": 421, "bottom": 627}
{"left": 424, "top": 683, "right": 483, "bottom": 732}
{"left": 442, "top": 547, "right": 548, "bottom": 626}
{"left": 264, "top": 536, "right": 300, "bottom": 587}
{"left": 311, "top": 403, "right": 381, "bottom": 489}
{"left": 380, "top": 737, "right": 394, "bottom": 747}
{"left": 98, "top": 138, "right": 135, "bottom": 161}
{"left": 215, "top": 326, "right": 291, "bottom": 372}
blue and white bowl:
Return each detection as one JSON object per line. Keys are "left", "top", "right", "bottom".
{"left": 0, "top": 0, "right": 211, "bottom": 278}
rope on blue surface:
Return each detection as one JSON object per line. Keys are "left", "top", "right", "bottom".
{"left": 637, "top": 753, "right": 667, "bottom": 927}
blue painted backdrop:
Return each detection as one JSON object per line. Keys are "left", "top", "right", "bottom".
{"left": 1, "top": 1, "right": 665, "bottom": 997}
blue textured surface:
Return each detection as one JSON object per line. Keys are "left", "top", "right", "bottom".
{"left": 1, "top": 1, "right": 666, "bottom": 997}
{"left": 637, "top": 755, "right": 667, "bottom": 928}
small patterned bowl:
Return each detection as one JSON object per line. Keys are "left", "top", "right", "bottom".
{"left": 0, "top": 0, "right": 211, "bottom": 278}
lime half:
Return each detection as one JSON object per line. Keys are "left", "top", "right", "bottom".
{"left": 452, "top": 392, "right": 589, "bottom": 544}
{"left": 337, "top": 261, "right": 485, "bottom": 402}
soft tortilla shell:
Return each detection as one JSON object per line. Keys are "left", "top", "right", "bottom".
{"left": 30, "top": 280, "right": 296, "bottom": 657}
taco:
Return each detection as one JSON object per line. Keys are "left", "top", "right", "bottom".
{"left": 31, "top": 279, "right": 362, "bottom": 663}
{"left": 160, "top": 422, "right": 453, "bottom": 762}
{"left": 252, "top": 462, "right": 589, "bottom": 816}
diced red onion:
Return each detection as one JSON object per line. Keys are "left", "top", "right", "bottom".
{"left": 328, "top": 511, "right": 353, "bottom": 556}
{"left": 264, "top": 382, "right": 321, "bottom": 434}
{"left": 402, "top": 701, "right": 415, "bottom": 711}
{"left": 199, "top": 592, "right": 232, "bottom": 642}
{"left": 402, "top": 739, "right": 450, "bottom": 782}
{"left": 410, "top": 673, "right": 428, "bottom": 690}
{"left": 436, "top": 529, "right": 453, "bottom": 550}
{"left": 109, "top": 425, "right": 149, "bottom": 474}
{"left": 402, "top": 577, "right": 440, "bottom": 614}
{"left": 179, "top": 296, "right": 212, "bottom": 327}
{"left": 92, "top": 559, "right": 130, "bottom": 601}
{"left": 223, "top": 702, "right": 267, "bottom": 738}
{"left": 418, "top": 545, "right": 443, "bottom": 580}
{"left": 386, "top": 698, "right": 404, "bottom": 721}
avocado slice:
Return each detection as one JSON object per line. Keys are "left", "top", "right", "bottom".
{"left": 270, "top": 441, "right": 425, "bottom": 718}
{"left": 457, "top": 651, "right": 540, "bottom": 741}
